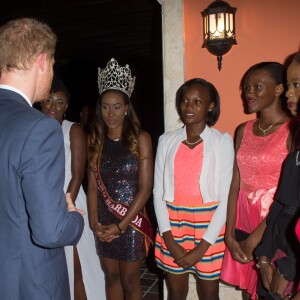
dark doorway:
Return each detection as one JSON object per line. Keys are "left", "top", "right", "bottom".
{"left": 0, "top": 0, "right": 164, "bottom": 145}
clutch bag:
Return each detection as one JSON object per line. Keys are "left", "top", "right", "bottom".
{"left": 235, "top": 228, "right": 250, "bottom": 242}
{"left": 265, "top": 292, "right": 283, "bottom": 300}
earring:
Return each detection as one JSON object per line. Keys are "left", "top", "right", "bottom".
{"left": 125, "top": 112, "right": 127, "bottom": 116}
{"left": 275, "top": 88, "right": 281, "bottom": 95}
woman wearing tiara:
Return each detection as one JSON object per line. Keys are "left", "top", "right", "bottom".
{"left": 220, "top": 62, "right": 291, "bottom": 299}
{"left": 87, "top": 58, "right": 153, "bottom": 300}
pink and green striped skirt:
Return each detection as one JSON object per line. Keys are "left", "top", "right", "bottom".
{"left": 155, "top": 195, "right": 225, "bottom": 280}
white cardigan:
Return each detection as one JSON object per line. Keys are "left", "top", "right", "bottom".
{"left": 153, "top": 125, "right": 234, "bottom": 245}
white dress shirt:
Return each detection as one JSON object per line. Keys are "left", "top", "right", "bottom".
{"left": 0, "top": 84, "right": 32, "bottom": 107}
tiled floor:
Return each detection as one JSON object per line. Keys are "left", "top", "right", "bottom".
{"left": 141, "top": 256, "right": 164, "bottom": 300}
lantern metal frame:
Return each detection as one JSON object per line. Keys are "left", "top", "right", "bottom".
{"left": 201, "top": 0, "right": 237, "bottom": 71}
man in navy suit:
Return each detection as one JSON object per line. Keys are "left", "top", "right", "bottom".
{"left": 0, "top": 18, "right": 84, "bottom": 299}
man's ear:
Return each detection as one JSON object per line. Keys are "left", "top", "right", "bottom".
{"left": 36, "top": 53, "right": 46, "bottom": 72}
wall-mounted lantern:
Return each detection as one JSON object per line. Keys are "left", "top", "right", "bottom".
{"left": 201, "top": 0, "right": 237, "bottom": 71}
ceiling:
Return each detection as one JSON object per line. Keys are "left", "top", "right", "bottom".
{"left": 0, "top": 0, "right": 162, "bottom": 65}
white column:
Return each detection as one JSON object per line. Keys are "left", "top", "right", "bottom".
{"left": 161, "top": 0, "right": 184, "bottom": 132}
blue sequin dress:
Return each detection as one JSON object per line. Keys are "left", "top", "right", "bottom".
{"left": 95, "top": 138, "right": 145, "bottom": 261}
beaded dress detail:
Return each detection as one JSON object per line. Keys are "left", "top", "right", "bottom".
{"left": 221, "top": 119, "right": 289, "bottom": 299}
{"left": 94, "top": 138, "right": 145, "bottom": 261}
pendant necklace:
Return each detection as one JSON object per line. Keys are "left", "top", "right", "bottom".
{"left": 108, "top": 136, "right": 120, "bottom": 142}
{"left": 258, "top": 115, "right": 283, "bottom": 136}
{"left": 185, "top": 137, "right": 202, "bottom": 145}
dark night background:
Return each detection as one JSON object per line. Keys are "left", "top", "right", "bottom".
{"left": 0, "top": 0, "right": 165, "bottom": 147}
{"left": 0, "top": 2, "right": 166, "bottom": 261}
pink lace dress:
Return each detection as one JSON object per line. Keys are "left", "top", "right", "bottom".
{"left": 221, "top": 120, "right": 289, "bottom": 299}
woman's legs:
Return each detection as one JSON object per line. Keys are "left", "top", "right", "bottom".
{"left": 100, "top": 257, "right": 124, "bottom": 300}
{"left": 195, "top": 277, "right": 220, "bottom": 300}
{"left": 165, "top": 273, "right": 221, "bottom": 300}
{"left": 165, "top": 273, "right": 189, "bottom": 300}
{"left": 242, "top": 290, "right": 251, "bottom": 299}
{"left": 73, "top": 246, "right": 87, "bottom": 300}
{"left": 120, "top": 260, "right": 143, "bottom": 300}
{"left": 100, "top": 257, "right": 143, "bottom": 300}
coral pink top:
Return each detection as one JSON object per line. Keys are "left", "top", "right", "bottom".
{"left": 236, "top": 120, "right": 290, "bottom": 232}
{"left": 238, "top": 120, "right": 289, "bottom": 193}
{"left": 174, "top": 142, "right": 203, "bottom": 197}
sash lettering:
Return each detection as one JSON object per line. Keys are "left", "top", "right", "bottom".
{"left": 93, "top": 162, "right": 153, "bottom": 255}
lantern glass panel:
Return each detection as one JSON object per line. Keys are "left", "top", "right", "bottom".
{"left": 204, "top": 16, "right": 208, "bottom": 38}
{"left": 230, "top": 13, "right": 234, "bottom": 32}
{"left": 216, "top": 13, "right": 225, "bottom": 34}
{"left": 209, "top": 14, "right": 217, "bottom": 35}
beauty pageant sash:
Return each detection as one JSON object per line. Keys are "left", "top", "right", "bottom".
{"left": 93, "top": 166, "right": 153, "bottom": 255}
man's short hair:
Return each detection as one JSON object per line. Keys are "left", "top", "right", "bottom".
{"left": 0, "top": 18, "right": 57, "bottom": 71}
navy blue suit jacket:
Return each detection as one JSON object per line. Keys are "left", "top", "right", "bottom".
{"left": 0, "top": 89, "right": 84, "bottom": 299}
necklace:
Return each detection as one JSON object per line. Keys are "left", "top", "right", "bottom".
{"left": 258, "top": 115, "right": 283, "bottom": 136}
{"left": 108, "top": 136, "right": 120, "bottom": 142}
{"left": 185, "top": 137, "right": 202, "bottom": 145}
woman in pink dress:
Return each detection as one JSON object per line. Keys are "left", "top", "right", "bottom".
{"left": 220, "top": 62, "right": 291, "bottom": 299}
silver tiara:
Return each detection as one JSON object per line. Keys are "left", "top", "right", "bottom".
{"left": 98, "top": 58, "right": 135, "bottom": 97}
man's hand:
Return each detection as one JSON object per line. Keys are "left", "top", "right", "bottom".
{"left": 65, "top": 193, "right": 85, "bottom": 215}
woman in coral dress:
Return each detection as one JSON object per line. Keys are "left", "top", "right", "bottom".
{"left": 221, "top": 62, "right": 291, "bottom": 299}
{"left": 154, "top": 78, "right": 234, "bottom": 300}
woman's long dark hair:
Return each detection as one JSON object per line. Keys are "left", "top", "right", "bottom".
{"left": 88, "top": 89, "right": 141, "bottom": 169}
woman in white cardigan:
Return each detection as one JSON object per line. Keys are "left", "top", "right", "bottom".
{"left": 153, "top": 78, "right": 234, "bottom": 300}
